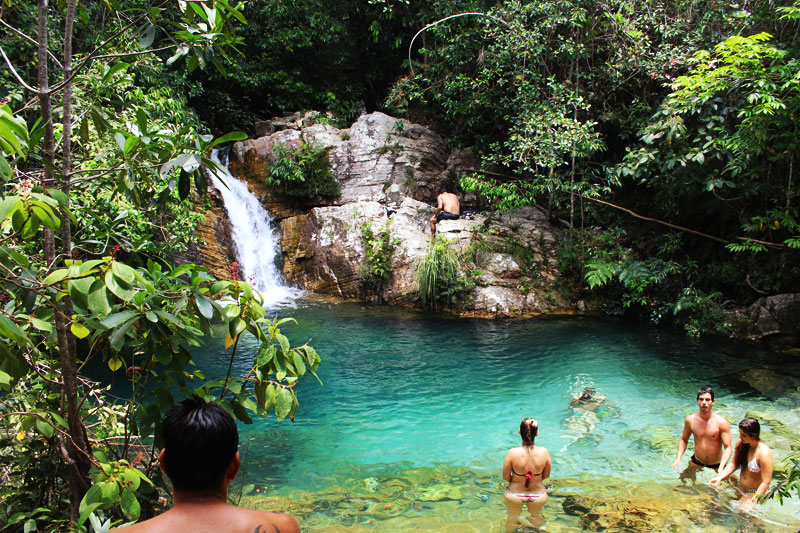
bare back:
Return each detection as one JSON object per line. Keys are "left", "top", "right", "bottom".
{"left": 685, "top": 412, "right": 729, "bottom": 464}
{"left": 438, "top": 192, "right": 460, "bottom": 214}
{"left": 503, "top": 445, "right": 551, "bottom": 493}
{"left": 112, "top": 502, "right": 299, "bottom": 533}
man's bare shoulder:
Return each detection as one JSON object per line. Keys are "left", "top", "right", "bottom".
{"left": 110, "top": 507, "right": 298, "bottom": 533}
{"left": 711, "top": 412, "right": 731, "bottom": 427}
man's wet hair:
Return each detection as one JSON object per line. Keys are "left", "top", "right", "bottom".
{"left": 161, "top": 397, "right": 238, "bottom": 492}
{"left": 579, "top": 387, "right": 596, "bottom": 401}
{"left": 697, "top": 385, "right": 714, "bottom": 400}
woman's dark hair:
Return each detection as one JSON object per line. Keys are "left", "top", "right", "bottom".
{"left": 160, "top": 397, "right": 239, "bottom": 492}
{"left": 520, "top": 417, "right": 538, "bottom": 446}
{"left": 733, "top": 417, "right": 760, "bottom": 467}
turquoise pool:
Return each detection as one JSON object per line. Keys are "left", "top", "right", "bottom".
{"left": 190, "top": 299, "right": 800, "bottom": 531}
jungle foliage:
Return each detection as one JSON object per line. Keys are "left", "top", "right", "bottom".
{"left": 385, "top": 0, "right": 799, "bottom": 329}
{"left": 0, "top": 1, "right": 321, "bottom": 530}
{"left": 265, "top": 142, "right": 340, "bottom": 198}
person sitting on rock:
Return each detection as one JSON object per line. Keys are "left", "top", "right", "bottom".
{"left": 113, "top": 397, "right": 299, "bottom": 533}
{"left": 429, "top": 186, "right": 460, "bottom": 234}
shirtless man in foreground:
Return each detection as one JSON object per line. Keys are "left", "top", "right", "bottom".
{"left": 113, "top": 397, "right": 298, "bottom": 533}
{"left": 429, "top": 187, "right": 460, "bottom": 234}
{"left": 672, "top": 385, "right": 732, "bottom": 482}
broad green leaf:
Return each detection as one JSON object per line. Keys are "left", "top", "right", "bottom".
{"left": 275, "top": 387, "right": 293, "bottom": 420}
{"left": 68, "top": 277, "right": 93, "bottom": 309}
{"left": 111, "top": 261, "right": 136, "bottom": 284}
{"left": 105, "top": 270, "right": 135, "bottom": 301}
{"left": 88, "top": 280, "right": 112, "bottom": 318}
{"left": 70, "top": 322, "right": 91, "bottom": 339}
{"left": 110, "top": 316, "right": 139, "bottom": 351}
{"left": 195, "top": 293, "right": 214, "bottom": 319}
{"left": 31, "top": 318, "right": 53, "bottom": 332}
{"left": 108, "top": 356, "right": 123, "bottom": 372}
{"left": 257, "top": 344, "right": 276, "bottom": 367}
{"left": 0, "top": 314, "right": 29, "bottom": 345}
{"left": 100, "top": 310, "right": 138, "bottom": 329}
{"left": 99, "top": 481, "right": 119, "bottom": 505}
{"left": 293, "top": 352, "right": 306, "bottom": 375}
{"left": 43, "top": 268, "right": 69, "bottom": 285}
{"left": 0, "top": 195, "right": 20, "bottom": 221}
{"left": 229, "top": 317, "right": 246, "bottom": 339}
{"left": 120, "top": 488, "right": 141, "bottom": 521}
{"left": 277, "top": 333, "right": 290, "bottom": 354}
{"left": 36, "top": 417, "right": 55, "bottom": 438}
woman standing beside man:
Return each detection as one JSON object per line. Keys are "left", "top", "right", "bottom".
{"left": 710, "top": 417, "right": 774, "bottom": 511}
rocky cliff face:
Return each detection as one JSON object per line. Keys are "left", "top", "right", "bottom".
{"left": 204, "top": 111, "right": 580, "bottom": 317}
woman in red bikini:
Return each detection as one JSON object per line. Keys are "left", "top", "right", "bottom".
{"left": 709, "top": 417, "right": 773, "bottom": 512}
{"left": 502, "top": 417, "right": 551, "bottom": 532}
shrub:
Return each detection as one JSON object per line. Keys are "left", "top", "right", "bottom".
{"left": 358, "top": 221, "right": 398, "bottom": 292}
{"left": 266, "top": 142, "right": 340, "bottom": 198}
{"left": 417, "top": 235, "right": 474, "bottom": 308}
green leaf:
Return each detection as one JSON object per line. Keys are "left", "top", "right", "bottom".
{"left": 100, "top": 310, "right": 138, "bottom": 329}
{"left": 71, "top": 322, "right": 91, "bottom": 339}
{"left": 0, "top": 155, "right": 11, "bottom": 182}
{"left": 108, "top": 355, "right": 124, "bottom": 372}
{"left": 43, "top": 268, "right": 69, "bottom": 285}
{"left": 257, "top": 344, "right": 276, "bottom": 368}
{"left": 277, "top": 333, "right": 290, "bottom": 354}
{"left": 0, "top": 314, "right": 29, "bottom": 345}
{"left": 36, "top": 417, "right": 55, "bottom": 438}
{"left": 0, "top": 196, "right": 20, "bottom": 221}
{"left": 110, "top": 317, "right": 139, "bottom": 351}
{"left": 229, "top": 317, "right": 246, "bottom": 339}
{"left": 30, "top": 317, "right": 53, "bottom": 332}
{"left": 111, "top": 261, "right": 136, "bottom": 284}
{"left": 78, "top": 484, "right": 104, "bottom": 519}
{"left": 120, "top": 488, "right": 141, "bottom": 521}
{"left": 88, "top": 280, "right": 112, "bottom": 318}
{"left": 195, "top": 293, "right": 214, "bottom": 319}
{"left": 69, "top": 277, "right": 93, "bottom": 309}
{"left": 105, "top": 270, "right": 135, "bottom": 301}
{"left": 293, "top": 352, "right": 306, "bottom": 375}
{"left": 275, "top": 387, "right": 293, "bottom": 420}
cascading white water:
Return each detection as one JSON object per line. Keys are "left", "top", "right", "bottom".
{"left": 208, "top": 149, "right": 298, "bottom": 307}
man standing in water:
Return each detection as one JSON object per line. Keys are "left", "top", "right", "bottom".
{"left": 672, "top": 386, "right": 732, "bottom": 481}
{"left": 113, "top": 397, "right": 299, "bottom": 533}
{"left": 429, "top": 186, "right": 460, "bottom": 234}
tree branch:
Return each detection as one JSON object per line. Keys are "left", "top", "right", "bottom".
{"left": 577, "top": 194, "right": 785, "bottom": 250}
{"left": 0, "top": 18, "right": 63, "bottom": 69}
{"left": 0, "top": 46, "right": 39, "bottom": 93}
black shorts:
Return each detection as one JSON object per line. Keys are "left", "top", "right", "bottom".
{"left": 436, "top": 211, "right": 460, "bottom": 222}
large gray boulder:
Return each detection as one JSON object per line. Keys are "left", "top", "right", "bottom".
{"left": 213, "top": 111, "right": 580, "bottom": 317}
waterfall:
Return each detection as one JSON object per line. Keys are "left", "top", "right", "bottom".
{"left": 208, "top": 149, "right": 298, "bottom": 306}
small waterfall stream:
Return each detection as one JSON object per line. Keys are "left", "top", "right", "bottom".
{"left": 208, "top": 149, "right": 298, "bottom": 306}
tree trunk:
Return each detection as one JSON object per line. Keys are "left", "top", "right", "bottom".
{"left": 38, "top": 0, "right": 91, "bottom": 523}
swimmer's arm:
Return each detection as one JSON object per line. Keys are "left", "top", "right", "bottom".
{"left": 502, "top": 450, "right": 513, "bottom": 483}
{"left": 755, "top": 447, "right": 774, "bottom": 497}
{"left": 672, "top": 417, "right": 692, "bottom": 467}
{"left": 710, "top": 439, "right": 741, "bottom": 487}
{"left": 719, "top": 419, "right": 733, "bottom": 470}
{"left": 541, "top": 450, "right": 551, "bottom": 481}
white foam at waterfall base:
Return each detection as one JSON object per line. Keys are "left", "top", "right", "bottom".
{"left": 207, "top": 150, "right": 300, "bottom": 308}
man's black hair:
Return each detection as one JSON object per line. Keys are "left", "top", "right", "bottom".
{"left": 697, "top": 385, "right": 714, "bottom": 400}
{"left": 161, "top": 397, "right": 238, "bottom": 492}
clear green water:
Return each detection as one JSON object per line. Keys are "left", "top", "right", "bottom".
{"left": 190, "top": 299, "right": 800, "bottom": 531}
